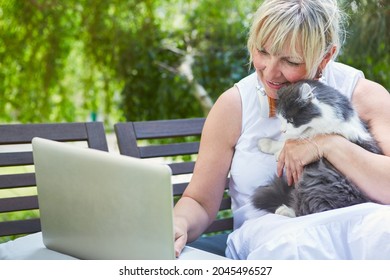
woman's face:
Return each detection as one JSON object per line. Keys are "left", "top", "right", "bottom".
{"left": 252, "top": 41, "right": 308, "bottom": 99}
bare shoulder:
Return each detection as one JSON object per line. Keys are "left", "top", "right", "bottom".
{"left": 352, "top": 78, "right": 390, "bottom": 118}
{"left": 212, "top": 86, "right": 242, "bottom": 117}
{"left": 353, "top": 78, "right": 390, "bottom": 154}
{"left": 202, "top": 86, "right": 242, "bottom": 147}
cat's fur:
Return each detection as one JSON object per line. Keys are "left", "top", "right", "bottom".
{"left": 251, "top": 80, "right": 382, "bottom": 217}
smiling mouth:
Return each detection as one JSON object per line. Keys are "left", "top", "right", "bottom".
{"left": 268, "top": 81, "right": 290, "bottom": 87}
{"left": 269, "top": 81, "right": 283, "bottom": 85}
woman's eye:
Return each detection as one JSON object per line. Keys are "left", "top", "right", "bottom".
{"left": 286, "top": 60, "right": 302, "bottom": 67}
{"left": 258, "top": 48, "right": 268, "bottom": 55}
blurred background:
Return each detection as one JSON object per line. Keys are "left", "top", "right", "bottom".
{"left": 1, "top": 0, "right": 389, "bottom": 126}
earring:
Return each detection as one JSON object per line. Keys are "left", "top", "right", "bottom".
{"left": 316, "top": 68, "right": 323, "bottom": 79}
{"left": 318, "top": 71, "right": 327, "bottom": 84}
{"left": 317, "top": 69, "right": 327, "bottom": 84}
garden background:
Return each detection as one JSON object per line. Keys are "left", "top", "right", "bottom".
{"left": 0, "top": 0, "right": 389, "bottom": 243}
{"left": 1, "top": 0, "right": 389, "bottom": 126}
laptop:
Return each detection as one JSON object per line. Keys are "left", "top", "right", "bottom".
{"left": 32, "top": 137, "right": 226, "bottom": 260}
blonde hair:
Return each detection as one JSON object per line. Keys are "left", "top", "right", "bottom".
{"left": 247, "top": 0, "right": 346, "bottom": 78}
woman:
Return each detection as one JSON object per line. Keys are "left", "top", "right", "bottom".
{"left": 174, "top": 0, "right": 390, "bottom": 259}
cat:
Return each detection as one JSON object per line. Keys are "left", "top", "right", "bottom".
{"left": 251, "top": 79, "right": 382, "bottom": 217}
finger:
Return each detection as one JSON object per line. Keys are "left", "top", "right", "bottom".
{"left": 296, "top": 165, "right": 304, "bottom": 181}
{"left": 277, "top": 161, "right": 284, "bottom": 178}
{"left": 287, "top": 173, "right": 293, "bottom": 186}
{"left": 277, "top": 150, "right": 285, "bottom": 177}
{"left": 292, "top": 170, "right": 298, "bottom": 185}
{"left": 292, "top": 160, "right": 302, "bottom": 184}
{"left": 174, "top": 236, "right": 186, "bottom": 258}
{"left": 285, "top": 164, "right": 293, "bottom": 186}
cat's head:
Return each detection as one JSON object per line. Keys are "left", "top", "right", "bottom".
{"left": 276, "top": 80, "right": 322, "bottom": 138}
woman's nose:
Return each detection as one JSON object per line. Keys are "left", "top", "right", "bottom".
{"left": 263, "top": 58, "right": 280, "bottom": 76}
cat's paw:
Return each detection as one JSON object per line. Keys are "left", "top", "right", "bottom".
{"left": 258, "top": 138, "right": 274, "bottom": 154}
{"left": 275, "top": 205, "right": 296, "bottom": 218}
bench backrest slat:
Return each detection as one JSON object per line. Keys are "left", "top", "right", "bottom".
{"left": 0, "top": 122, "right": 109, "bottom": 239}
{"left": 114, "top": 118, "right": 233, "bottom": 236}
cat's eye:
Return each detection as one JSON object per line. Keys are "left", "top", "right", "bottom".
{"left": 286, "top": 118, "right": 294, "bottom": 124}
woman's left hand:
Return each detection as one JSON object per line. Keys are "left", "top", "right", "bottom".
{"left": 277, "top": 137, "right": 324, "bottom": 185}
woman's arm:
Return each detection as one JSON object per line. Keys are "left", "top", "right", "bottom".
{"left": 323, "top": 78, "right": 390, "bottom": 203}
{"left": 317, "top": 134, "right": 390, "bottom": 203}
{"left": 278, "top": 78, "right": 390, "bottom": 204}
{"left": 173, "top": 86, "right": 242, "bottom": 256}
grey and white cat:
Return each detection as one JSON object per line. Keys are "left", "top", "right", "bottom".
{"left": 252, "top": 80, "right": 382, "bottom": 217}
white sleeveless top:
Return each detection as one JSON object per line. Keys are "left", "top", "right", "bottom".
{"left": 230, "top": 61, "right": 364, "bottom": 229}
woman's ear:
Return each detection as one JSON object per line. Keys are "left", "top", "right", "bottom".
{"left": 319, "top": 45, "right": 337, "bottom": 70}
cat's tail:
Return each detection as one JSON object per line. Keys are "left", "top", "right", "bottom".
{"left": 251, "top": 176, "right": 293, "bottom": 213}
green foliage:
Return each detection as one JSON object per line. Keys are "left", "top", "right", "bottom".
{"left": 0, "top": 0, "right": 388, "bottom": 125}
{"left": 188, "top": 0, "right": 257, "bottom": 100}
{"left": 0, "top": 0, "right": 259, "bottom": 124}
{"left": 339, "top": 0, "right": 390, "bottom": 90}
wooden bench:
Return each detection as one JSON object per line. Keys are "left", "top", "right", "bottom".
{"left": 1, "top": 119, "right": 232, "bottom": 255}
{"left": 0, "top": 122, "right": 109, "bottom": 239}
{"left": 114, "top": 118, "right": 233, "bottom": 255}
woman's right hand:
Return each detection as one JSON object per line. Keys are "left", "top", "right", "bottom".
{"left": 174, "top": 217, "right": 188, "bottom": 258}
{"left": 277, "top": 136, "right": 325, "bottom": 185}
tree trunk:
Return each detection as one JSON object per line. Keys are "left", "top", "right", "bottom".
{"left": 178, "top": 54, "right": 214, "bottom": 115}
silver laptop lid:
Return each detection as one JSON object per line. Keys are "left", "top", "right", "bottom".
{"left": 32, "top": 137, "right": 175, "bottom": 260}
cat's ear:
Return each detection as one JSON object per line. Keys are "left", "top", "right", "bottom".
{"left": 300, "top": 83, "right": 314, "bottom": 101}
